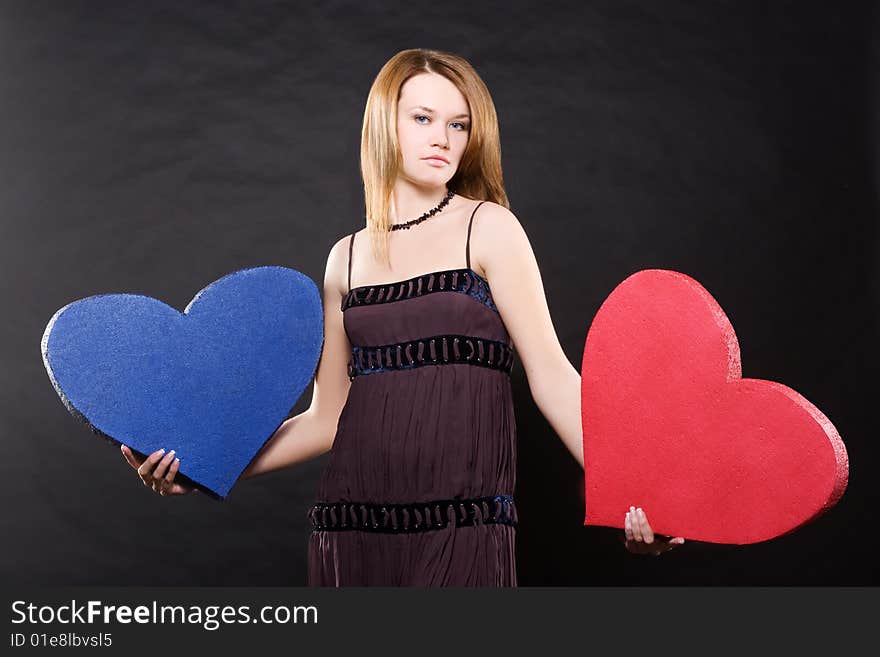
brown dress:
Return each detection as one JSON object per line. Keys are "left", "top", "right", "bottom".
{"left": 307, "top": 201, "right": 518, "bottom": 586}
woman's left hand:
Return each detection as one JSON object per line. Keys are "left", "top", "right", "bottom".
{"left": 623, "top": 506, "right": 685, "bottom": 556}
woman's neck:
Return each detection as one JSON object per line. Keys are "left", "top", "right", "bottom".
{"left": 390, "top": 183, "right": 451, "bottom": 223}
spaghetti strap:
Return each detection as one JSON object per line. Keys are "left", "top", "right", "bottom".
{"left": 466, "top": 201, "right": 487, "bottom": 270}
{"left": 347, "top": 232, "right": 355, "bottom": 293}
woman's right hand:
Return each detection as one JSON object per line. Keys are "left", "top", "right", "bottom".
{"left": 121, "top": 444, "right": 195, "bottom": 496}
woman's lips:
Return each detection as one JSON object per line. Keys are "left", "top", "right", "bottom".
{"left": 423, "top": 157, "right": 449, "bottom": 167}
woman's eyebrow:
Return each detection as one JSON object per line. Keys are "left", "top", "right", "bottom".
{"left": 409, "top": 105, "right": 470, "bottom": 119}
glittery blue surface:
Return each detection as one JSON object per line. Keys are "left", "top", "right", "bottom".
{"left": 41, "top": 266, "right": 323, "bottom": 499}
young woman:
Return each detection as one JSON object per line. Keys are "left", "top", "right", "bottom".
{"left": 121, "top": 48, "right": 685, "bottom": 586}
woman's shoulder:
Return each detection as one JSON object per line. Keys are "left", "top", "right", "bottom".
{"left": 323, "top": 231, "right": 360, "bottom": 298}
{"left": 333, "top": 227, "right": 368, "bottom": 247}
{"left": 328, "top": 229, "right": 363, "bottom": 257}
{"left": 455, "top": 196, "right": 512, "bottom": 221}
{"left": 326, "top": 233, "right": 350, "bottom": 261}
{"left": 468, "top": 199, "right": 520, "bottom": 234}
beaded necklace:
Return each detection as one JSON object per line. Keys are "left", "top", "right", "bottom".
{"left": 389, "top": 188, "right": 456, "bottom": 231}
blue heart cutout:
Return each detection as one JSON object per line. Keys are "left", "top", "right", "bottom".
{"left": 41, "top": 266, "right": 324, "bottom": 499}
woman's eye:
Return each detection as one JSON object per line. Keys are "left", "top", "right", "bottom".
{"left": 414, "top": 115, "right": 469, "bottom": 131}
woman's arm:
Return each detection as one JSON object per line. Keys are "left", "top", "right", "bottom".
{"left": 476, "top": 206, "right": 685, "bottom": 554}
{"left": 241, "top": 235, "right": 354, "bottom": 479}
{"left": 530, "top": 360, "right": 584, "bottom": 468}
{"left": 240, "top": 409, "right": 333, "bottom": 479}
{"left": 475, "top": 203, "right": 584, "bottom": 468}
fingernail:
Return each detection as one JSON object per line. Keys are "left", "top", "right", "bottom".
{"left": 637, "top": 507, "right": 643, "bottom": 514}
{"left": 174, "top": 458, "right": 180, "bottom": 464}
{"left": 630, "top": 506, "right": 635, "bottom": 512}
{"left": 168, "top": 449, "right": 175, "bottom": 457}
{"left": 158, "top": 448, "right": 165, "bottom": 455}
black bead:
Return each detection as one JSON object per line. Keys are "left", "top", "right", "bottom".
{"left": 389, "top": 189, "right": 455, "bottom": 231}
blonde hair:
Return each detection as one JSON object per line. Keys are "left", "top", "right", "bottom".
{"left": 360, "top": 48, "right": 509, "bottom": 268}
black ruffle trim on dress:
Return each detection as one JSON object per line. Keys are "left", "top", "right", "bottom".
{"left": 347, "top": 333, "right": 515, "bottom": 381}
{"left": 308, "top": 494, "right": 517, "bottom": 533}
{"left": 342, "top": 268, "right": 497, "bottom": 313}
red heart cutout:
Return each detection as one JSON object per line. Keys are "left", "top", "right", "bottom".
{"left": 580, "top": 269, "right": 849, "bottom": 544}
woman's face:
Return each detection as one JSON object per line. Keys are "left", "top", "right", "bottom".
{"left": 396, "top": 72, "right": 471, "bottom": 189}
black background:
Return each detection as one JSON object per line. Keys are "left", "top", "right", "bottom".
{"left": 2, "top": 0, "right": 877, "bottom": 586}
